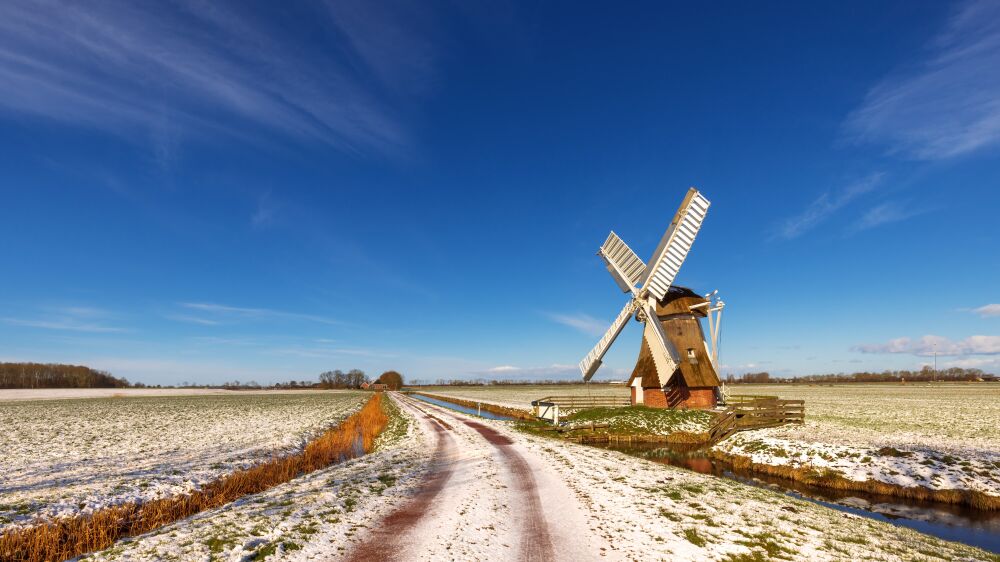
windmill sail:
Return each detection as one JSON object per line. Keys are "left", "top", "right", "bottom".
{"left": 579, "top": 300, "right": 638, "bottom": 381}
{"left": 599, "top": 231, "right": 646, "bottom": 293}
{"left": 641, "top": 303, "right": 680, "bottom": 386}
{"left": 641, "top": 188, "right": 710, "bottom": 301}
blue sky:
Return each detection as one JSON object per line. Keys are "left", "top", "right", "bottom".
{"left": 1, "top": 1, "right": 997, "bottom": 385}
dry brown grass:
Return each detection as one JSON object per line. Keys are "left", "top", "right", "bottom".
{"left": 0, "top": 394, "right": 388, "bottom": 562}
{"left": 710, "top": 450, "right": 1000, "bottom": 511}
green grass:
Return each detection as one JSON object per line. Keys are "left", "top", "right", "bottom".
{"left": 513, "top": 406, "right": 712, "bottom": 439}
{"left": 563, "top": 406, "right": 712, "bottom": 435}
{"left": 683, "top": 528, "right": 707, "bottom": 547}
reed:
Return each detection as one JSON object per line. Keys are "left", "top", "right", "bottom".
{"left": 0, "top": 394, "right": 388, "bottom": 562}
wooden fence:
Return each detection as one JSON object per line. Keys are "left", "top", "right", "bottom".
{"left": 531, "top": 395, "right": 631, "bottom": 409}
{"left": 708, "top": 397, "right": 805, "bottom": 444}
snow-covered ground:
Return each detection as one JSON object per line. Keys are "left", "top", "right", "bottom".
{"left": 429, "top": 383, "right": 1000, "bottom": 497}
{"left": 87, "top": 394, "right": 995, "bottom": 561}
{"left": 717, "top": 383, "right": 1000, "bottom": 497}
{"left": 0, "top": 391, "right": 367, "bottom": 527}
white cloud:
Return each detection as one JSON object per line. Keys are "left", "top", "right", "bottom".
{"left": 165, "top": 314, "right": 221, "bottom": 326}
{"left": 1, "top": 317, "right": 124, "bottom": 333}
{"left": 848, "top": 201, "right": 925, "bottom": 233}
{"left": 544, "top": 312, "right": 608, "bottom": 337}
{"left": 773, "top": 173, "right": 884, "bottom": 239}
{"left": 0, "top": 1, "right": 441, "bottom": 155}
{"left": 251, "top": 191, "right": 278, "bottom": 228}
{"left": 855, "top": 334, "right": 1000, "bottom": 356}
{"left": 972, "top": 304, "right": 1000, "bottom": 317}
{"left": 470, "top": 363, "right": 601, "bottom": 381}
{"left": 2, "top": 305, "right": 124, "bottom": 333}
{"left": 940, "top": 356, "right": 1000, "bottom": 369}
{"left": 845, "top": 0, "right": 1000, "bottom": 160}
{"left": 179, "top": 302, "right": 339, "bottom": 325}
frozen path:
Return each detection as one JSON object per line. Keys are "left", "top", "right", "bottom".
{"left": 347, "top": 394, "right": 606, "bottom": 562}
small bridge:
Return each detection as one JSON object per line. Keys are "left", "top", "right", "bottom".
{"left": 708, "top": 395, "right": 805, "bottom": 444}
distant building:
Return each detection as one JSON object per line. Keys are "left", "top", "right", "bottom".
{"left": 371, "top": 383, "right": 388, "bottom": 391}
{"left": 360, "top": 382, "right": 370, "bottom": 390}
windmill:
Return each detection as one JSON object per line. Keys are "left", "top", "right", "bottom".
{"left": 578, "top": 187, "right": 725, "bottom": 409}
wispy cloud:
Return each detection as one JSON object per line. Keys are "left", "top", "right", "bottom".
{"left": 854, "top": 335, "right": 1000, "bottom": 356}
{"left": 325, "top": 0, "right": 440, "bottom": 96}
{"left": 972, "top": 304, "right": 1000, "bottom": 317}
{"left": 470, "top": 363, "right": 599, "bottom": 381}
{"left": 543, "top": 312, "right": 608, "bottom": 337}
{"left": 264, "top": 343, "right": 387, "bottom": 359}
{"left": 165, "top": 314, "right": 222, "bottom": 326}
{"left": 180, "top": 302, "right": 339, "bottom": 325}
{"left": 773, "top": 173, "right": 885, "bottom": 239}
{"left": 848, "top": 200, "right": 926, "bottom": 233}
{"left": 845, "top": 0, "right": 1000, "bottom": 160}
{"left": 251, "top": 191, "right": 278, "bottom": 229}
{"left": 1, "top": 317, "right": 124, "bottom": 333}
{"left": 2, "top": 305, "right": 124, "bottom": 333}
{"left": 0, "top": 1, "right": 445, "bottom": 155}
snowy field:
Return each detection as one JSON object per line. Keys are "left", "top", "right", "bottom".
{"left": 88, "top": 394, "right": 995, "bottom": 561}
{"left": 0, "top": 390, "right": 367, "bottom": 527}
{"left": 422, "top": 382, "right": 1000, "bottom": 497}
{"left": 720, "top": 383, "right": 1000, "bottom": 497}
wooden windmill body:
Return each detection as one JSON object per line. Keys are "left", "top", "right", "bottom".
{"left": 579, "top": 188, "right": 725, "bottom": 410}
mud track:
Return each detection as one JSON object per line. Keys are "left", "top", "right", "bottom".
{"left": 347, "top": 394, "right": 556, "bottom": 562}
{"left": 347, "top": 399, "right": 456, "bottom": 562}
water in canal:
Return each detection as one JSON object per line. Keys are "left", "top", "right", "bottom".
{"left": 596, "top": 440, "right": 1000, "bottom": 553}
{"left": 410, "top": 394, "right": 519, "bottom": 421}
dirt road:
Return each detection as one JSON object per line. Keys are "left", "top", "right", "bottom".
{"left": 348, "top": 394, "right": 604, "bottom": 562}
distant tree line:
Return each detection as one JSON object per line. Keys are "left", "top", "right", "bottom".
{"left": 319, "top": 369, "right": 369, "bottom": 389}
{"left": 0, "top": 362, "right": 130, "bottom": 389}
{"left": 725, "top": 366, "right": 996, "bottom": 384}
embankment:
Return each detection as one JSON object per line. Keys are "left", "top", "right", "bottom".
{"left": 709, "top": 449, "right": 1000, "bottom": 511}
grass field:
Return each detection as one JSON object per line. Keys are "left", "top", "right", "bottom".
{"left": 420, "top": 382, "right": 1000, "bottom": 497}
{"left": 0, "top": 391, "right": 367, "bottom": 528}
{"left": 719, "top": 383, "right": 1000, "bottom": 497}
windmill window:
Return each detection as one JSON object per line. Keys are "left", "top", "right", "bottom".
{"left": 687, "top": 348, "right": 698, "bottom": 364}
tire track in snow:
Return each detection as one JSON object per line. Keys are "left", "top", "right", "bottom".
{"left": 347, "top": 397, "right": 456, "bottom": 562}
{"left": 396, "top": 395, "right": 556, "bottom": 562}
{"left": 459, "top": 418, "right": 555, "bottom": 562}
